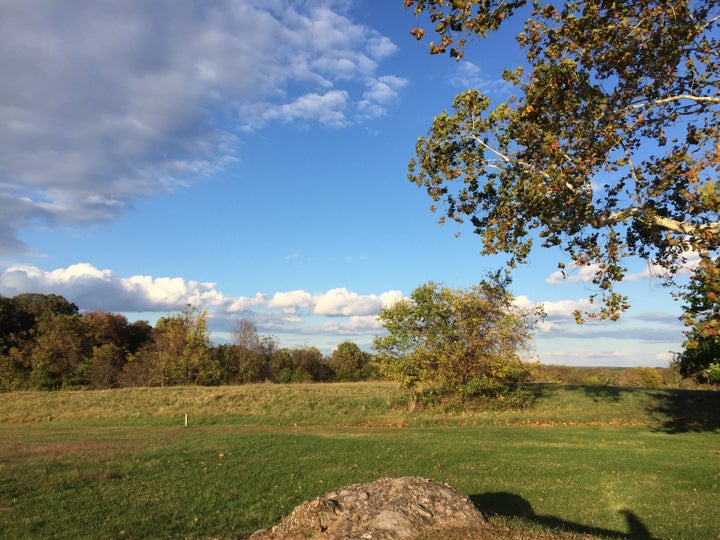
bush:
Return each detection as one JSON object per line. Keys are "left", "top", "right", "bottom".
{"left": 706, "top": 363, "right": 720, "bottom": 386}
{"left": 374, "top": 278, "right": 542, "bottom": 409}
{"left": 619, "top": 367, "right": 664, "bottom": 388}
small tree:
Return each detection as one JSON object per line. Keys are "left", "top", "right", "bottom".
{"left": 373, "top": 277, "right": 542, "bottom": 408}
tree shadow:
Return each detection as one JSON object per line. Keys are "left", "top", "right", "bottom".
{"left": 530, "top": 383, "right": 563, "bottom": 399}
{"left": 471, "top": 492, "right": 655, "bottom": 539}
{"left": 531, "top": 383, "right": 626, "bottom": 403}
{"left": 647, "top": 388, "right": 720, "bottom": 433}
{"left": 575, "top": 384, "right": 626, "bottom": 403}
{"left": 534, "top": 383, "right": 720, "bottom": 433}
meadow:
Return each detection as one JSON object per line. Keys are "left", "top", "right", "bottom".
{"left": 1, "top": 382, "right": 719, "bottom": 539}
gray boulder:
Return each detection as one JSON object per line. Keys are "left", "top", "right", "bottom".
{"left": 249, "top": 476, "right": 488, "bottom": 539}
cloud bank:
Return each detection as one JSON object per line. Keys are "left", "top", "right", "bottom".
{"left": 0, "top": 0, "right": 405, "bottom": 256}
{"left": 0, "top": 263, "right": 402, "bottom": 342}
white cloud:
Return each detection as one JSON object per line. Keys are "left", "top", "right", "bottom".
{"left": 514, "top": 295, "right": 593, "bottom": 321}
{"left": 313, "top": 315, "right": 383, "bottom": 335}
{"left": 358, "top": 75, "right": 408, "bottom": 119}
{"left": 379, "top": 290, "right": 405, "bottom": 306}
{"left": 248, "top": 90, "right": 351, "bottom": 129}
{"left": 449, "top": 61, "right": 510, "bottom": 96}
{"left": 0, "top": 263, "right": 225, "bottom": 312}
{"left": 0, "top": 263, "right": 403, "bottom": 347}
{"left": 0, "top": 0, "right": 403, "bottom": 256}
{"left": 266, "top": 287, "right": 405, "bottom": 317}
{"left": 224, "top": 293, "right": 268, "bottom": 313}
{"left": 546, "top": 264, "right": 602, "bottom": 284}
{"left": 365, "top": 34, "right": 399, "bottom": 60}
{"left": 269, "top": 290, "right": 315, "bottom": 310}
{"left": 313, "top": 287, "right": 382, "bottom": 316}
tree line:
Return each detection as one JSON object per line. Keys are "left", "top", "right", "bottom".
{"left": 0, "top": 293, "right": 376, "bottom": 391}
{"left": 2, "top": 275, "right": 715, "bottom": 401}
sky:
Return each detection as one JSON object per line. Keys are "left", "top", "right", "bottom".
{"left": 0, "top": 0, "right": 692, "bottom": 366}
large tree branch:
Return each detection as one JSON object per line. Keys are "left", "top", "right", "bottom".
{"left": 608, "top": 206, "right": 720, "bottom": 236}
{"left": 630, "top": 94, "right": 720, "bottom": 109}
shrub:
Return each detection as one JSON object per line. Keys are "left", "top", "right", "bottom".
{"left": 373, "top": 277, "right": 542, "bottom": 409}
{"left": 706, "top": 363, "right": 720, "bottom": 386}
{"left": 619, "top": 367, "right": 664, "bottom": 388}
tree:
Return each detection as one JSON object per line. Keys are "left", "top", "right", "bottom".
{"left": 330, "top": 341, "right": 375, "bottom": 381}
{"left": 127, "top": 319, "right": 154, "bottom": 354}
{"left": 405, "top": 1, "right": 720, "bottom": 321}
{"left": 0, "top": 296, "right": 32, "bottom": 354}
{"left": 269, "top": 348, "right": 295, "bottom": 383}
{"left": 232, "top": 318, "right": 262, "bottom": 351}
{"left": 153, "top": 306, "right": 218, "bottom": 385}
{"left": 231, "top": 318, "right": 275, "bottom": 382}
{"left": 29, "top": 314, "right": 90, "bottom": 389}
{"left": 13, "top": 293, "right": 78, "bottom": 321}
{"left": 373, "top": 278, "right": 542, "bottom": 408}
{"left": 81, "top": 343, "right": 127, "bottom": 389}
{"left": 676, "top": 255, "right": 720, "bottom": 379}
{"left": 291, "top": 346, "right": 334, "bottom": 382}
{"left": 83, "top": 311, "right": 131, "bottom": 350}
{"left": 1, "top": 294, "right": 78, "bottom": 353}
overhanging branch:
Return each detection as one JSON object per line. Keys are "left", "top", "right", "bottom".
{"left": 608, "top": 206, "right": 720, "bottom": 236}
{"left": 630, "top": 94, "right": 720, "bottom": 109}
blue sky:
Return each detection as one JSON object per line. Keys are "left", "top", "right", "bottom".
{"left": 0, "top": 1, "right": 690, "bottom": 365}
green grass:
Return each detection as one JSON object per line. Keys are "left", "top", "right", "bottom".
{"left": 1, "top": 383, "right": 719, "bottom": 539}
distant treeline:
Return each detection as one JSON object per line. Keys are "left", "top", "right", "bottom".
{"left": 0, "top": 293, "right": 377, "bottom": 391}
{"left": 0, "top": 293, "right": 703, "bottom": 392}
{"left": 532, "top": 364, "right": 706, "bottom": 390}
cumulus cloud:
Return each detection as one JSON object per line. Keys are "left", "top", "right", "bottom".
{"left": 0, "top": 263, "right": 403, "bottom": 345}
{"left": 268, "top": 287, "right": 405, "bottom": 316}
{"left": 0, "top": 0, "right": 405, "bottom": 256}
{"left": 269, "top": 290, "right": 315, "bottom": 311}
{"left": 314, "top": 287, "right": 382, "bottom": 316}
{"left": 0, "top": 263, "right": 226, "bottom": 312}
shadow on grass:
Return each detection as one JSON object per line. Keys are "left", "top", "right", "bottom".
{"left": 577, "top": 384, "right": 720, "bottom": 433}
{"left": 471, "top": 492, "right": 654, "bottom": 539}
{"left": 647, "top": 388, "right": 720, "bottom": 433}
{"left": 531, "top": 383, "right": 626, "bottom": 403}
{"left": 533, "top": 383, "right": 720, "bottom": 433}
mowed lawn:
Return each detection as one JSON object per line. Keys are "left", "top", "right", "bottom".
{"left": 0, "top": 383, "right": 718, "bottom": 539}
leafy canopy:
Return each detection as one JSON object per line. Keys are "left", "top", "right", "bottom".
{"left": 405, "top": 0, "right": 720, "bottom": 320}
{"left": 373, "top": 277, "right": 542, "bottom": 406}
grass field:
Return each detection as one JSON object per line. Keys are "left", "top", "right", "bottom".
{"left": 1, "top": 382, "right": 719, "bottom": 539}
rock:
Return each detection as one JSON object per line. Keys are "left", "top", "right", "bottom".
{"left": 249, "top": 476, "right": 488, "bottom": 540}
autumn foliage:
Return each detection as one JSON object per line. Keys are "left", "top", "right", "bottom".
{"left": 405, "top": 0, "right": 720, "bottom": 322}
